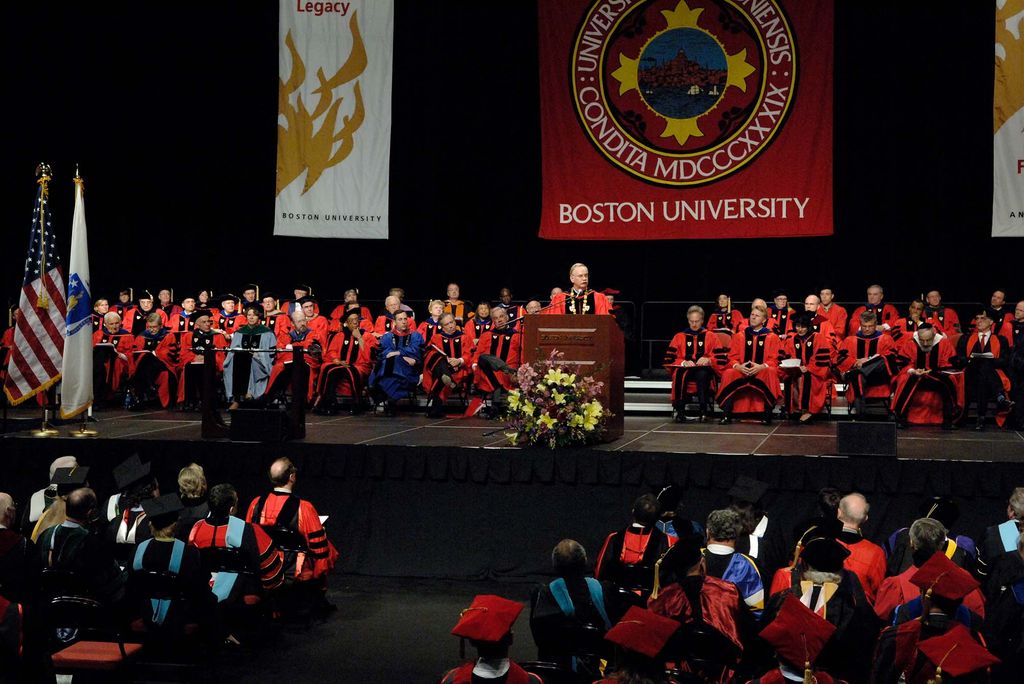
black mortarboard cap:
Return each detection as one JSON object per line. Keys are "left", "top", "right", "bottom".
{"left": 138, "top": 290, "right": 154, "bottom": 301}
{"left": 919, "top": 496, "right": 959, "bottom": 530}
{"left": 241, "top": 283, "right": 259, "bottom": 293}
{"left": 113, "top": 454, "right": 152, "bottom": 491}
{"left": 141, "top": 493, "right": 184, "bottom": 528}
{"left": 51, "top": 466, "right": 90, "bottom": 495}
{"left": 800, "top": 536, "right": 850, "bottom": 573}
{"left": 217, "top": 293, "right": 238, "bottom": 305}
{"left": 727, "top": 476, "right": 769, "bottom": 505}
{"left": 772, "top": 288, "right": 788, "bottom": 298}
{"left": 189, "top": 309, "right": 213, "bottom": 323}
{"left": 657, "top": 484, "right": 683, "bottom": 511}
{"left": 296, "top": 295, "right": 317, "bottom": 305}
{"left": 659, "top": 533, "right": 704, "bottom": 575}
{"left": 794, "top": 311, "right": 815, "bottom": 328}
{"left": 293, "top": 284, "right": 312, "bottom": 295}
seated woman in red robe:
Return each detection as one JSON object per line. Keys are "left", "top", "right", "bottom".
{"left": 716, "top": 305, "right": 781, "bottom": 425}
{"left": 314, "top": 309, "right": 376, "bottom": 415}
{"left": 781, "top": 312, "right": 835, "bottom": 424}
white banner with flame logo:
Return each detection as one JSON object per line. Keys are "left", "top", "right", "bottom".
{"left": 994, "top": 0, "right": 1024, "bottom": 237}
{"left": 275, "top": 1, "right": 392, "bottom": 239}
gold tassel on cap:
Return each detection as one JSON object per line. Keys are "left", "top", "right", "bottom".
{"left": 801, "top": 634, "right": 814, "bottom": 684}
{"left": 926, "top": 643, "right": 959, "bottom": 684}
{"left": 650, "top": 550, "right": 667, "bottom": 600}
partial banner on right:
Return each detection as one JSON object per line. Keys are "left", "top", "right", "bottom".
{"left": 994, "top": 1, "right": 1024, "bottom": 237}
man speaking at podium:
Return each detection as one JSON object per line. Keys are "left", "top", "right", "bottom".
{"left": 543, "top": 263, "right": 611, "bottom": 315}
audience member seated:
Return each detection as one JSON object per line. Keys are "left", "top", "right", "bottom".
{"left": 981, "top": 529, "right": 1024, "bottom": 680}
{"left": 127, "top": 312, "right": 178, "bottom": 409}
{"left": 885, "top": 496, "right": 978, "bottom": 578}
{"left": 188, "top": 484, "right": 283, "bottom": 632}
{"left": 128, "top": 494, "right": 219, "bottom": 647}
{"left": 30, "top": 466, "right": 89, "bottom": 543}
{"left": 443, "top": 282, "right": 473, "bottom": 326}
{"left": 223, "top": 304, "right": 277, "bottom": 410}
{"left": 369, "top": 310, "right": 423, "bottom": 416}
{"left": 957, "top": 308, "right": 1014, "bottom": 430}
{"left": 767, "top": 289, "right": 794, "bottom": 337}
{"left": 702, "top": 509, "right": 764, "bottom": 619}
{"left": 752, "top": 593, "right": 845, "bottom": 684}
{"left": 728, "top": 476, "right": 784, "bottom": 576}
{"left": 441, "top": 594, "right": 542, "bottom": 684}
{"left": 106, "top": 457, "right": 160, "bottom": 562}
{"left": 890, "top": 323, "right": 961, "bottom": 429}
{"left": 872, "top": 552, "right": 996, "bottom": 682}
{"left": 422, "top": 313, "right": 473, "bottom": 418}
{"left": 847, "top": 283, "right": 899, "bottom": 336}
{"left": 874, "top": 518, "right": 986, "bottom": 624}
{"left": 314, "top": 309, "right": 376, "bottom": 415}
{"left": 924, "top": 289, "right": 961, "bottom": 333}
{"left": 818, "top": 287, "right": 848, "bottom": 341}
{"left": 835, "top": 493, "right": 886, "bottom": 606}
{"left": 175, "top": 463, "right": 209, "bottom": 542}
{"left": 781, "top": 312, "right": 835, "bottom": 424}
{"left": 372, "top": 295, "right": 402, "bottom": 337}
{"left": 103, "top": 453, "right": 155, "bottom": 523}
{"left": 267, "top": 309, "right": 326, "bottom": 405}
{"left": 38, "top": 487, "right": 127, "bottom": 607}
{"left": 595, "top": 494, "right": 672, "bottom": 609}
{"left": 664, "top": 305, "right": 718, "bottom": 423}
{"left": 529, "top": 539, "right": 611, "bottom": 680}
{"left": 544, "top": 263, "right": 611, "bottom": 316}
{"left": 594, "top": 606, "right": 679, "bottom": 684}
{"left": 92, "top": 311, "right": 133, "bottom": 405}
{"left": 655, "top": 485, "right": 703, "bottom": 542}
{"left": 176, "top": 309, "right": 228, "bottom": 410}
{"left": 22, "top": 455, "right": 77, "bottom": 537}
{"left": 716, "top": 304, "right": 780, "bottom": 425}
{"left": 647, "top": 534, "right": 747, "bottom": 683}
{"left": 245, "top": 458, "right": 337, "bottom": 616}
{"left": 977, "top": 487, "right": 1024, "bottom": 588}
{"left": 889, "top": 299, "right": 937, "bottom": 343}
{"left": 470, "top": 307, "right": 522, "bottom": 415}
{"left": 710, "top": 293, "right": 744, "bottom": 332}
{"left": 0, "top": 492, "right": 40, "bottom": 606}
{"left": 417, "top": 299, "right": 445, "bottom": 344}
{"left": 837, "top": 311, "right": 897, "bottom": 417}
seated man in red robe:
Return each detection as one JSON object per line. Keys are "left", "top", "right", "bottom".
{"left": 957, "top": 308, "right": 1014, "bottom": 430}
{"left": 328, "top": 288, "right": 372, "bottom": 333}
{"left": 837, "top": 311, "right": 898, "bottom": 417}
{"left": 214, "top": 293, "right": 243, "bottom": 336}
{"left": 441, "top": 595, "right": 542, "bottom": 684}
{"left": 124, "top": 290, "right": 167, "bottom": 335}
{"left": 314, "top": 309, "right": 376, "bottom": 415}
{"left": 716, "top": 304, "right": 781, "bottom": 425}
{"left": 267, "top": 309, "right": 327, "bottom": 405}
{"left": 890, "top": 299, "right": 940, "bottom": 344}
{"left": 176, "top": 310, "right": 228, "bottom": 410}
{"left": 819, "top": 287, "right": 848, "bottom": 342}
{"left": 985, "top": 288, "right": 1016, "bottom": 332}
{"left": 544, "top": 262, "right": 611, "bottom": 315}
{"left": 92, "top": 311, "right": 134, "bottom": 405}
{"left": 924, "top": 289, "right": 961, "bottom": 333}
{"left": 752, "top": 594, "right": 844, "bottom": 684}
{"left": 372, "top": 294, "right": 402, "bottom": 337}
{"left": 890, "top": 323, "right": 962, "bottom": 429}
{"left": 709, "top": 293, "right": 744, "bottom": 332}
{"left": 156, "top": 288, "right": 182, "bottom": 320}
{"left": 768, "top": 289, "right": 795, "bottom": 337}
{"left": 258, "top": 292, "right": 287, "bottom": 333}
{"left": 471, "top": 306, "right": 522, "bottom": 411}
{"left": 847, "top": 284, "right": 899, "bottom": 336}
{"left": 664, "top": 305, "right": 719, "bottom": 423}
{"left": 781, "top": 312, "right": 835, "bottom": 424}
{"left": 801, "top": 294, "right": 836, "bottom": 348}
{"left": 1001, "top": 299, "right": 1024, "bottom": 347}
{"left": 166, "top": 296, "right": 197, "bottom": 337}
{"left": 422, "top": 313, "right": 473, "bottom": 418}
{"left": 127, "top": 312, "right": 179, "bottom": 409}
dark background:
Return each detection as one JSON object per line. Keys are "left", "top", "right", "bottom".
{"left": 1, "top": 1, "right": 1012, "bottom": 313}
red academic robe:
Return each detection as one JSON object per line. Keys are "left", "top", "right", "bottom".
{"left": 958, "top": 331, "right": 1013, "bottom": 426}
{"left": 716, "top": 327, "right": 782, "bottom": 413}
{"left": 1000, "top": 318, "right": 1024, "bottom": 347}
{"left": 268, "top": 327, "right": 328, "bottom": 403}
{"left": 175, "top": 330, "right": 228, "bottom": 404}
{"left": 416, "top": 318, "right": 443, "bottom": 345}
{"left": 464, "top": 317, "right": 492, "bottom": 349}
{"left": 925, "top": 306, "right": 961, "bottom": 334}
{"left": 245, "top": 491, "right": 337, "bottom": 581}
{"left": 0, "top": 327, "right": 12, "bottom": 384}
{"left": 890, "top": 335, "right": 963, "bottom": 425}
{"left": 373, "top": 313, "right": 397, "bottom": 336}
{"left": 820, "top": 303, "right": 849, "bottom": 341}
{"left": 421, "top": 331, "right": 473, "bottom": 401}
{"left": 542, "top": 290, "right": 611, "bottom": 315}
{"left": 837, "top": 332, "right": 897, "bottom": 401}
{"left": 873, "top": 564, "right": 986, "bottom": 623}
{"left": 889, "top": 317, "right": 942, "bottom": 344}
{"left": 129, "top": 331, "right": 178, "bottom": 407}
{"left": 848, "top": 303, "right": 900, "bottom": 336}
{"left": 781, "top": 331, "right": 835, "bottom": 415}
{"left": 315, "top": 328, "right": 377, "bottom": 402}
{"left": 664, "top": 328, "right": 720, "bottom": 402}
{"left": 92, "top": 329, "right": 134, "bottom": 398}
{"left": 472, "top": 327, "right": 523, "bottom": 392}
{"left": 768, "top": 305, "right": 795, "bottom": 337}
{"left": 215, "top": 310, "right": 243, "bottom": 336}
{"left": 709, "top": 308, "right": 744, "bottom": 333}
{"left": 123, "top": 306, "right": 168, "bottom": 335}
{"left": 837, "top": 534, "right": 886, "bottom": 606}
{"left": 328, "top": 304, "right": 372, "bottom": 332}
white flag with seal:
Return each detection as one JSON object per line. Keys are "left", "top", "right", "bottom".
{"left": 60, "top": 175, "right": 92, "bottom": 418}
{"left": 274, "top": 0, "right": 393, "bottom": 239}
{"left": 993, "top": 1, "right": 1024, "bottom": 237}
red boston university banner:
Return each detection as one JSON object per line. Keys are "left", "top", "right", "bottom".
{"left": 538, "top": 0, "right": 833, "bottom": 240}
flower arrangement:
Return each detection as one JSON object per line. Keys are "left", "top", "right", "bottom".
{"left": 505, "top": 349, "right": 609, "bottom": 448}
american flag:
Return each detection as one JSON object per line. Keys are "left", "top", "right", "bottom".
{"left": 3, "top": 175, "right": 67, "bottom": 405}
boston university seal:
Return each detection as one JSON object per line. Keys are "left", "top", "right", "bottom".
{"left": 571, "top": 0, "right": 797, "bottom": 186}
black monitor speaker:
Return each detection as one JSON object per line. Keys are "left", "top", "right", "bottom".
{"left": 836, "top": 422, "right": 897, "bottom": 457}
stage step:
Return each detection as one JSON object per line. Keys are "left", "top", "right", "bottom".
{"left": 622, "top": 379, "right": 852, "bottom": 416}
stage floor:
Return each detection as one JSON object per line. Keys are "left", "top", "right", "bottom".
{"left": 4, "top": 406, "right": 1023, "bottom": 461}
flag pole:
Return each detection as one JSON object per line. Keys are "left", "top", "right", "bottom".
{"left": 32, "top": 163, "right": 59, "bottom": 437}
{"left": 69, "top": 166, "right": 96, "bottom": 437}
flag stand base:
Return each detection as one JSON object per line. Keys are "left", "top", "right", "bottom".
{"left": 71, "top": 407, "right": 98, "bottom": 437}
{"left": 32, "top": 407, "right": 59, "bottom": 437}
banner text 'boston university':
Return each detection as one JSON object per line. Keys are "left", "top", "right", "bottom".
{"left": 538, "top": 0, "right": 833, "bottom": 240}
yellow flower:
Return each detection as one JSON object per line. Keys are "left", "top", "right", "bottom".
{"left": 584, "top": 416, "right": 597, "bottom": 431}
{"left": 544, "top": 369, "right": 566, "bottom": 385}
{"left": 538, "top": 413, "right": 557, "bottom": 430}
{"left": 505, "top": 431, "right": 519, "bottom": 446}
{"left": 522, "top": 401, "right": 536, "bottom": 417}
{"left": 569, "top": 414, "right": 584, "bottom": 428}
{"left": 552, "top": 390, "right": 566, "bottom": 405}
{"left": 585, "top": 400, "right": 603, "bottom": 418}
{"left": 507, "top": 390, "right": 521, "bottom": 410}
{"left": 563, "top": 373, "right": 577, "bottom": 386}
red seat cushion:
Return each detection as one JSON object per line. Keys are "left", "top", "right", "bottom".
{"left": 52, "top": 641, "right": 143, "bottom": 670}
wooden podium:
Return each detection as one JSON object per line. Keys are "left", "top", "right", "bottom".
{"left": 521, "top": 315, "right": 624, "bottom": 440}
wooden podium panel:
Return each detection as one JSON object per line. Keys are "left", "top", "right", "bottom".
{"left": 522, "top": 315, "right": 624, "bottom": 439}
